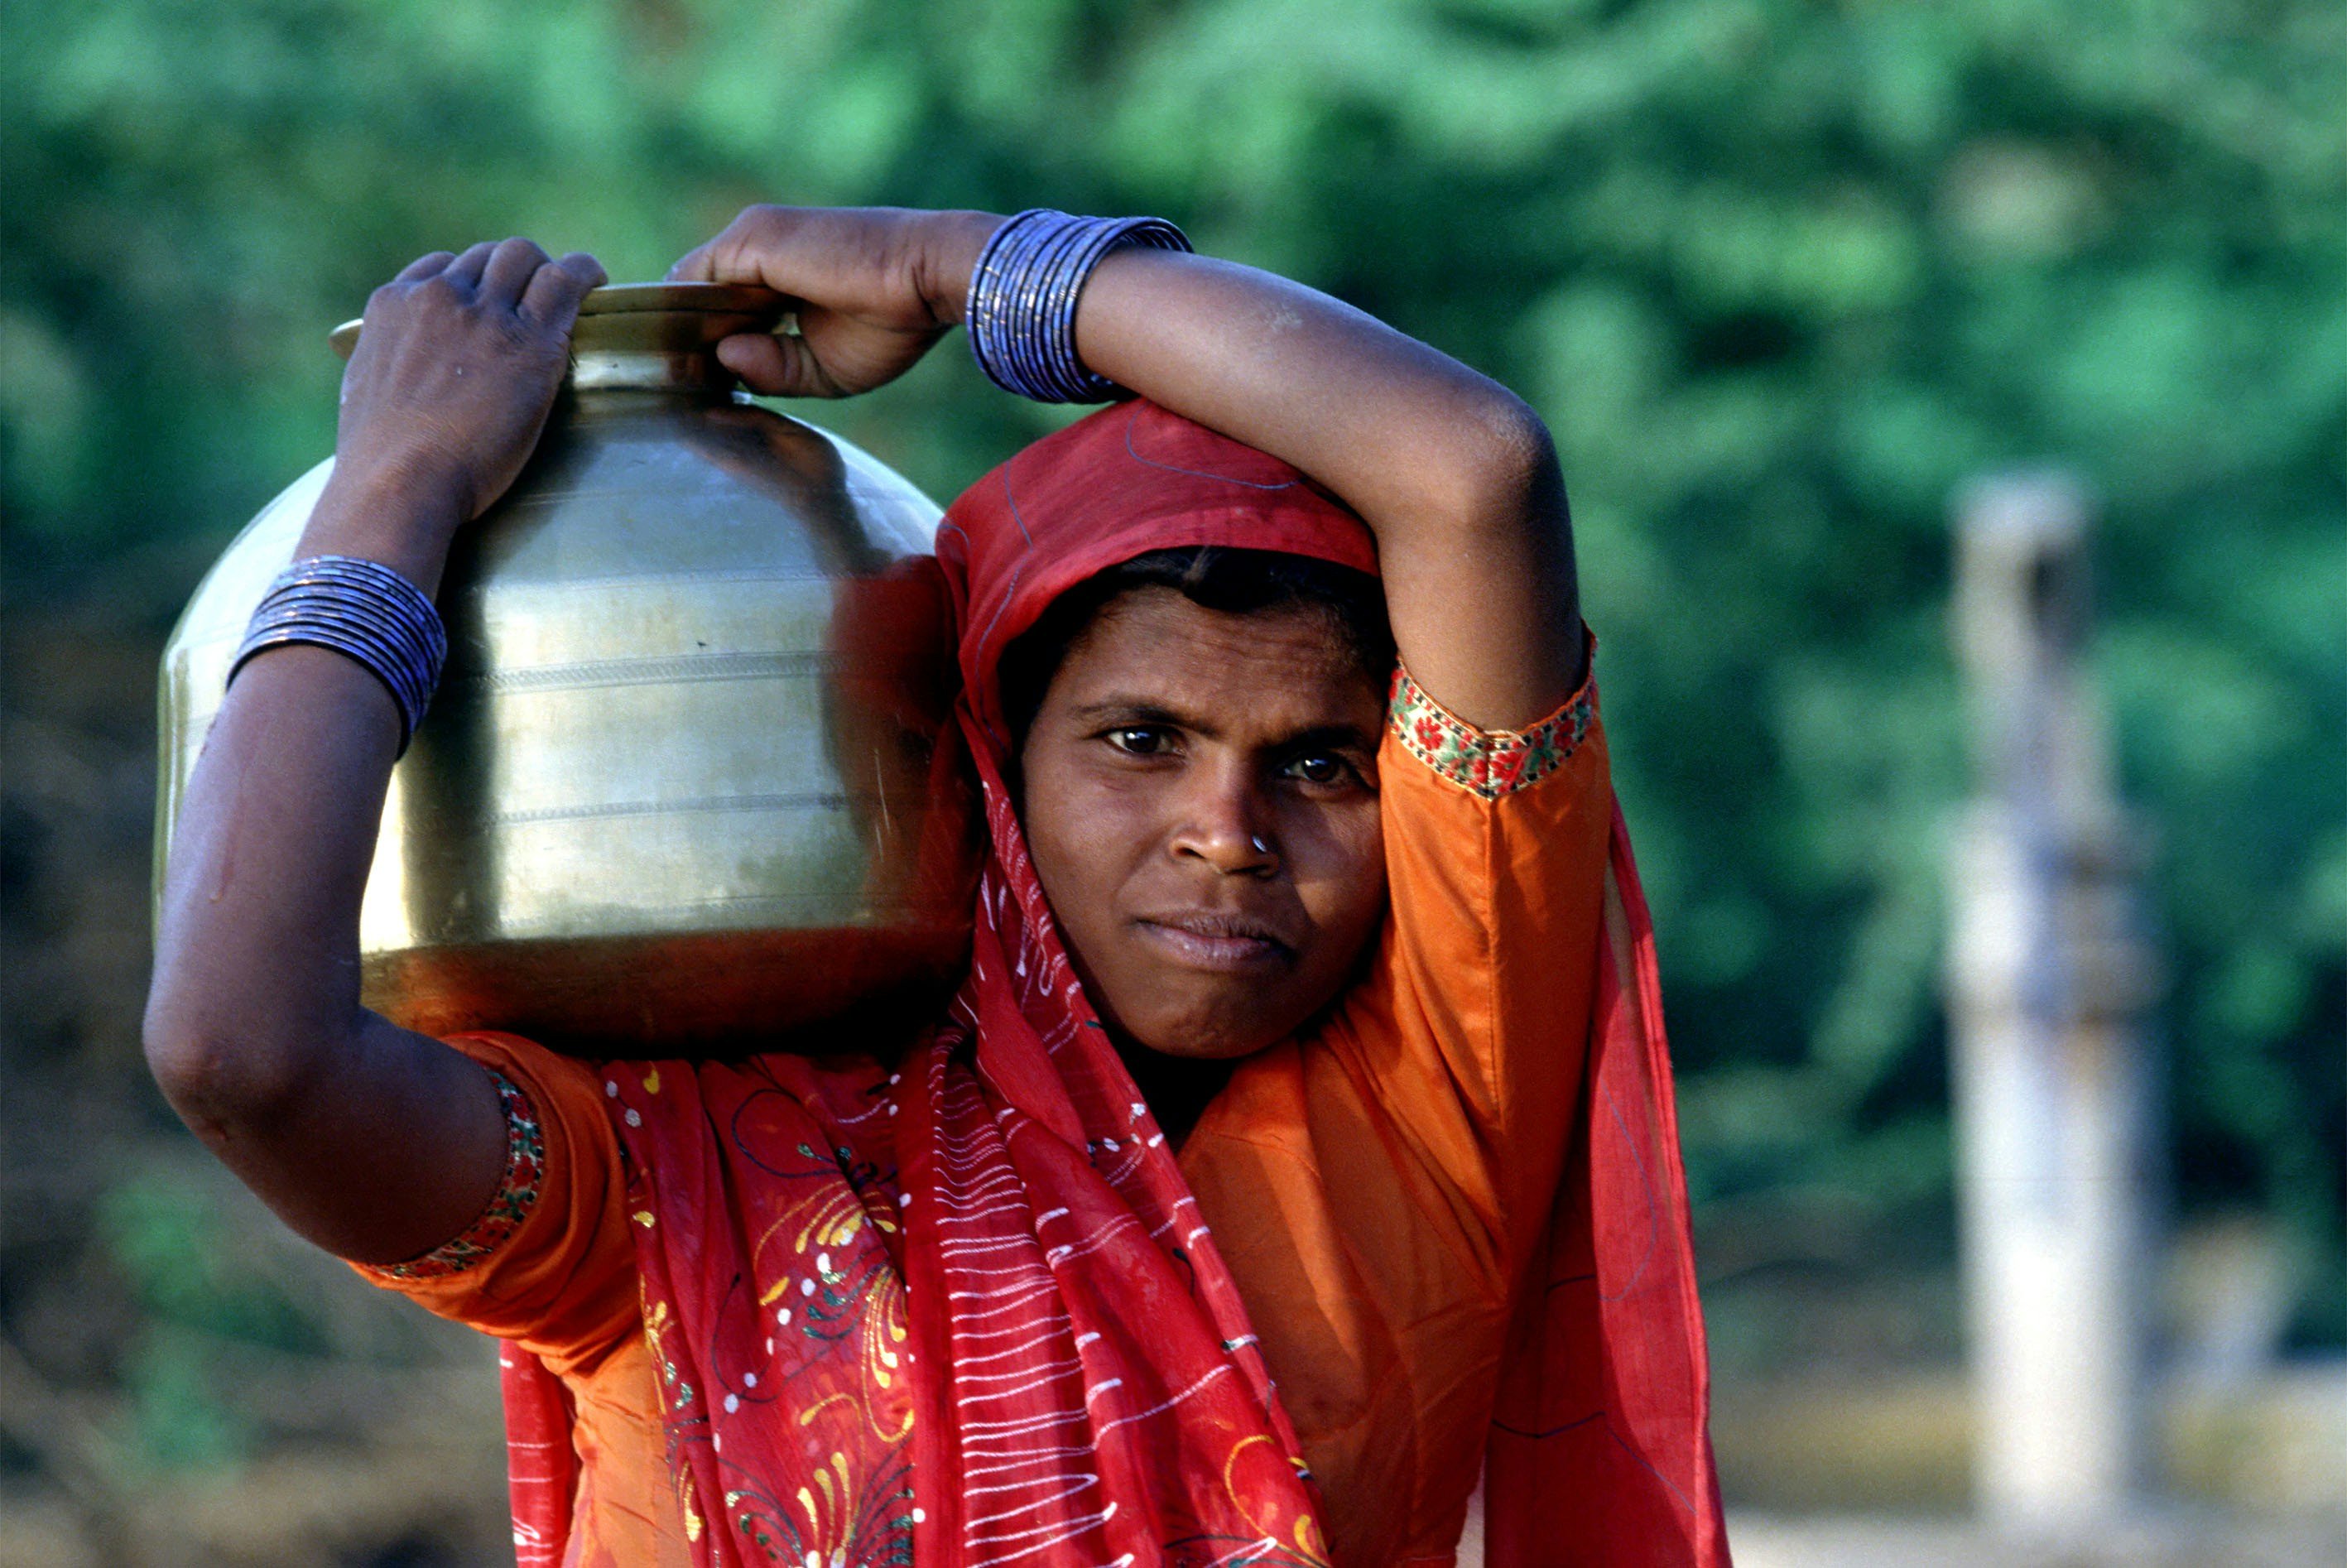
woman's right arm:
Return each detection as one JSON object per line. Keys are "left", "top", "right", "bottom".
{"left": 143, "top": 238, "right": 604, "bottom": 1264}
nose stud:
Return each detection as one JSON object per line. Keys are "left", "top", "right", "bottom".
{"left": 1250, "top": 834, "right": 1272, "bottom": 855}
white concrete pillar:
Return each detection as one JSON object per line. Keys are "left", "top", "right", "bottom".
{"left": 1946, "top": 474, "right": 2160, "bottom": 1524}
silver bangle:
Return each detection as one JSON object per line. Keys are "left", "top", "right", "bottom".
{"left": 229, "top": 555, "right": 448, "bottom": 753}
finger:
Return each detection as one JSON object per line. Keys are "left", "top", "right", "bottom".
{"left": 767, "top": 329, "right": 849, "bottom": 397}
{"left": 670, "top": 206, "right": 810, "bottom": 291}
{"left": 480, "top": 238, "right": 553, "bottom": 309}
{"left": 519, "top": 252, "right": 608, "bottom": 327}
{"left": 392, "top": 250, "right": 458, "bottom": 283}
{"left": 716, "top": 333, "right": 850, "bottom": 399}
{"left": 714, "top": 333, "right": 795, "bottom": 395}
{"left": 438, "top": 240, "right": 499, "bottom": 292}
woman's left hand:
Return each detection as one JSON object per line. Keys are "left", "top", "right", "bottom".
{"left": 668, "top": 205, "right": 1001, "bottom": 398}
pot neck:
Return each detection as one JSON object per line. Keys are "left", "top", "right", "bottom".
{"left": 571, "top": 344, "right": 743, "bottom": 394}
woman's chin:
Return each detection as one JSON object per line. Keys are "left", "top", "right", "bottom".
{"left": 1109, "top": 989, "right": 1310, "bottom": 1062}
{"left": 1130, "top": 1032, "right": 1278, "bottom": 1063}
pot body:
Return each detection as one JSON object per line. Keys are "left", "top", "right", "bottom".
{"left": 156, "top": 288, "right": 973, "bottom": 1051}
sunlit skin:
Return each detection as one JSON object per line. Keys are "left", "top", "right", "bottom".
{"left": 1017, "top": 589, "right": 1388, "bottom": 1064}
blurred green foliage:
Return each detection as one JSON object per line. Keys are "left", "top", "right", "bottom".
{"left": 8, "top": 0, "right": 2342, "bottom": 1343}
{"left": 100, "top": 1177, "right": 325, "bottom": 1468}
{"left": 102, "top": 1179, "right": 329, "bottom": 1356}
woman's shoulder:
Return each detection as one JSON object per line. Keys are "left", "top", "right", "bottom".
{"left": 1294, "top": 645, "right": 1614, "bottom": 1182}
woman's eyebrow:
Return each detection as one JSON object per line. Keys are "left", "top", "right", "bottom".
{"left": 1069, "top": 697, "right": 1201, "bottom": 729}
{"left": 1281, "top": 723, "right": 1378, "bottom": 753}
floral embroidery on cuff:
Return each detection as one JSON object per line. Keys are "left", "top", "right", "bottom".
{"left": 368, "top": 1069, "right": 545, "bottom": 1280}
{"left": 1388, "top": 664, "right": 1594, "bottom": 799}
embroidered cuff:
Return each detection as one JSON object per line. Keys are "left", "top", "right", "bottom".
{"left": 1388, "top": 664, "right": 1594, "bottom": 799}
{"left": 367, "top": 1069, "right": 546, "bottom": 1280}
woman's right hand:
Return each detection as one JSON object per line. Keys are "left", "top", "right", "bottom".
{"left": 666, "top": 205, "right": 1001, "bottom": 399}
{"left": 310, "top": 239, "right": 605, "bottom": 577}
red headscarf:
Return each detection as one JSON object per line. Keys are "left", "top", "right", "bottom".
{"left": 501, "top": 401, "right": 1724, "bottom": 1568}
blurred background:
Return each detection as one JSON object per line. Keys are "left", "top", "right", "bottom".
{"left": 3, "top": 1, "right": 2342, "bottom": 1564}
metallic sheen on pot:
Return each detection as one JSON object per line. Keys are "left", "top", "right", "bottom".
{"left": 156, "top": 284, "right": 974, "bottom": 1051}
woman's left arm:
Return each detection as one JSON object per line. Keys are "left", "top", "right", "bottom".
{"left": 1071, "top": 246, "right": 1580, "bottom": 730}
{"left": 671, "top": 207, "right": 1579, "bottom": 729}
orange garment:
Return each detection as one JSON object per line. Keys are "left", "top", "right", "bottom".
{"left": 358, "top": 666, "right": 1614, "bottom": 1568}
{"left": 1186, "top": 675, "right": 1611, "bottom": 1565}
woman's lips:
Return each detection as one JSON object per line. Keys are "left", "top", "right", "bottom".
{"left": 1133, "top": 913, "right": 1293, "bottom": 972}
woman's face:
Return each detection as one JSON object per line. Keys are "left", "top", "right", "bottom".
{"left": 1017, "top": 587, "right": 1388, "bottom": 1060}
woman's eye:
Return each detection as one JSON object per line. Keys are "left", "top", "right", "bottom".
{"left": 1105, "top": 726, "right": 1172, "bottom": 756}
{"left": 1284, "top": 753, "right": 1350, "bottom": 786}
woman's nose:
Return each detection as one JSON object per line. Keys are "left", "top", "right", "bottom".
{"left": 1168, "top": 770, "right": 1277, "bottom": 875}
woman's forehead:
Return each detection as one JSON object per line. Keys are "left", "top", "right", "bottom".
{"left": 1051, "top": 589, "right": 1383, "bottom": 724}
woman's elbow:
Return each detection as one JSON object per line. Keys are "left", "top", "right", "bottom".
{"left": 142, "top": 982, "right": 315, "bottom": 1138}
{"left": 1467, "top": 393, "right": 1562, "bottom": 518}
{"left": 1416, "top": 390, "right": 1562, "bottom": 540}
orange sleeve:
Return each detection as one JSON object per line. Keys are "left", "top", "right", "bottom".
{"left": 347, "top": 1032, "right": 641, "bottom": 1378}
{"left": 1324, "top": 651, "right": 1613, "bottom": 1266}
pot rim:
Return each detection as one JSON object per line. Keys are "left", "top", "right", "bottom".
{"left": 329, "top": 281, "right": 789, "bottom": 360}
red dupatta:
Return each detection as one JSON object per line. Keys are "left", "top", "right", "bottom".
{"left": 499, "top": 401, "right": 1725, "bottom": 1567}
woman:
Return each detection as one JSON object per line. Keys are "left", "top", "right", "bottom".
{"left": 146, "top": 208, "right": 1724, "bottom": 1567}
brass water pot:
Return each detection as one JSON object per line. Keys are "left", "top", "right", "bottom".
{"left": 156, "top": 284, "right": 974, "bottom": 1051}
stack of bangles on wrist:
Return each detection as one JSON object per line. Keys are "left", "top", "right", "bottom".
{"left": 228, "top": 555, "right": 448, "bottom": 754}
{"left": 966, "top": 209, "right": 1193, "bottom": 403}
